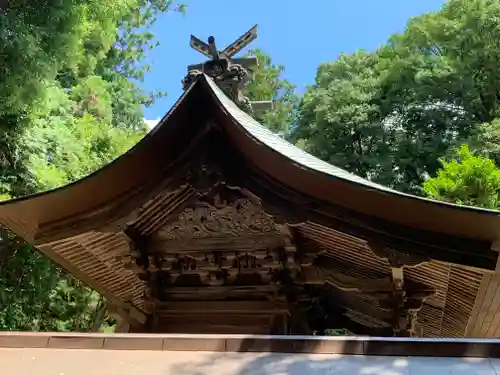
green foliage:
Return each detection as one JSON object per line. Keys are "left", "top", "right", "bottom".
{"left": 292, "top": 0, "right": 500, "bottom": 194}
{"left": 324, "top": 328, "right": 353, "bottom": 336}
{"left": 292, "top": 51, "right": 391, "bottom": 181}
{"left": 469, "top": 118, "right": 500, "bottom": 167}
{"left": 0, "top": 235, "right": 106, "bottom": 332}
{"left": 244, "top": 49, "right": 299, "bottom": 135}
{"left": 24, "top": 109, "right": 144, "bottom": 191}
{"left": 0, "top": 0, "right": 183, "bottom": 331}
{"left": 423, "top": 144, "right": 500, "bottom": 209}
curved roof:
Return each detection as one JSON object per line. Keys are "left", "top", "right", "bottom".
{"left": 1, "top": 75, "right": 500, "bottom": 245}
{"left": 205, "top": 76, "right": 500, "bottom": 243}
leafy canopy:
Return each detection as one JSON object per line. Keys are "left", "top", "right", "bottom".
{"left": 291, "top": 0, "right": 500, "bottom": 194}
{"left": 423, "top": 144, "right": 500, "bottom": 209}
{"left": 244, "top": 49, "right": 299, "bottom": 136}
{"left": 0, "top": 0, "right": 183, "bottom": 332}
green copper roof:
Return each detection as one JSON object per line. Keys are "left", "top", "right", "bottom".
{"left": 204, "top": 76, "right": 427, "bottom": 196}
{"left": 202, "top": 74, "right": 500, "bottom": 217}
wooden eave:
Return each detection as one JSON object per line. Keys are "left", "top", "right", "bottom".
{"left": 0, "top": 75, "right": 499, "bottom": 259}
{"left": 0, "top": 75, "right": 500, "bottom": 336}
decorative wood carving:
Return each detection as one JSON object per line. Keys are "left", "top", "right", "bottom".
{"left": 380, "top": 286, "right": 435, "bottom": 337}
{"left": 301, "top": 262, "right": 435, "bottom": 336}
{"left": 126, "top": 180, "right": 301, "bottom": 288}
{"left": 138, "top": 249, "right": 286, "bottom": 278}
{"left": 300, "top": 266, "right": 395, "bottom": 292}
{"left": 117, "top": 156, "right": 442, "bottom": 336}
{"left": 150, "top": 252, "right": 282, "bottom": 286}
{"left": 157, "top": 195, "right": 278, "bottom": 240}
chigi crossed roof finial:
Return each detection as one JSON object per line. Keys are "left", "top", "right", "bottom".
{"left": 182, "top": 25, "right": 273, "bottom": 115}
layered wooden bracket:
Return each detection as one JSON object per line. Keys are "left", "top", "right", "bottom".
{"left": 367, "top": 241, "right": 434, "bottom": 337}
{"left": 100, "top": 154, "right": 449, "bottom": 337}
{"left": 115, "top": 179, "right": 318, "bottom": 335}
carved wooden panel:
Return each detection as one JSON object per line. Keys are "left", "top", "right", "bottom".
{"left": 156, "top": 196, "right": 278, "bottom": 240}
{"left": 147, "top": 249, "right": 285, "bottom": 286}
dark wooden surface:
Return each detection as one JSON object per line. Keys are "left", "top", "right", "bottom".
{"left": 2, "top": 332, "right": 500, "bottom": 358}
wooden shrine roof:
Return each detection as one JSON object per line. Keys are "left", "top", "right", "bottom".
{"left": 2, "top": 75, "right": 500, "bottom": 244}
{"left": 0, "top": 75, "right": 500, "bottom": 337}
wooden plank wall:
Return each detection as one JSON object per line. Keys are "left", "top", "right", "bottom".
{"left": 466, "top": 256, "right": 500, "bottom": 337}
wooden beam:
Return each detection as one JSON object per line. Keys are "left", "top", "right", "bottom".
{"left": 269, "top": 313, "right": 288, "bottom": 335}
{"left": 155, "top": 300, "right": 287, "bottom": 314}
{"left": 149, "top": 234, "right": 288, "bottom": 253}
{"left": 392, "top": 267, "right": 404, "bottom": 290}
{"left": 368, "top": 241, "right": 429, "bottom": 268}
{"left": 300, "top": 266, "right": 394, "bottom": 292}
{"left": 38, "top": 243, "right": 147, "bottom": 325}
{"left": 163, "top": 285, "right": 278, "bottom": 300}
{"left": 288, "top": 303, "right": 312, "bottom": 335}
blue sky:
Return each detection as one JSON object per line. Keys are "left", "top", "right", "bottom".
{"left": 142, "top": 0, "right": 445, "bottom": 122}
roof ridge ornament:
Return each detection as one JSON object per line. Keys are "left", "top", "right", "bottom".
{"left": 182, "top": 25, "right": 273, "bottom": 115}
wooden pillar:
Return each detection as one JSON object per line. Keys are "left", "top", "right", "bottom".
{"left": 270, "top": 313, "right": 288, "bottom": 335}
{"left": 287, "top": 304, "right": 312, "bottom": 335}
{"left": 114, "top": 315, "right": 131, "bottom": 333}
{"left": 107, "top": 302, "right": 147, "bottom": 333}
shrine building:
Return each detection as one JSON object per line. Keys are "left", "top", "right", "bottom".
{"left": 2, "top": 28, "right": 500, "bottom": 339}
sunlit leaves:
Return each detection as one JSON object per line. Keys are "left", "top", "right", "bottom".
{"left": 292, "top": 51, "right": 392, "bottom": 183}
{"left": 0, "top": 0, "right": 180, "bottom": 332}
{"left": 292, "top": 0, "right": 500, "bottom": 195}
{"left": 243, "top": 49, "right": 299, "bottom": 135}
{"left": 423, "top": 144, "right": 500, "bottom": 209}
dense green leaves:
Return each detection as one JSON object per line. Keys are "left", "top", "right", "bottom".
{"left": 292, "top": 0, "right": 500, "bottom": 194}
{"left": 292, "top": 51, "right": 391, "bottom": 181}
{"left": 423, "top": 145, "right": 500, "bottom": 209}
{"left": 244, "top": 49, "right": 299, "bottom": 135}
{"left": 0, "top": 0, "right": 182, "bottom": 331}
{"left": 0, "top": 235, "right": 108, "bottom": 332}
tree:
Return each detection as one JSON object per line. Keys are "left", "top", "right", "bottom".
{"left": 0, "top": 0, "right": 184, "bottom": 196}
{"left": 293, "top": 0, "right": 500, "bottom": 194}
{"left": 423, "top": 144, "right": 500, "bottom": 209}
{"left": 291, "top": 51, "right": 393, "bottom": 183}
{"left": 244, "top": 49, "right": 299, "bottom": 135}
{"left": 0, "top": 0, "right": 184, "bottom": 332}
{"left": 376, "top": 0, "right": 500, "bottom": 192}
{"left": 0, "top": 88, "right": 145, "bottom": 331}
